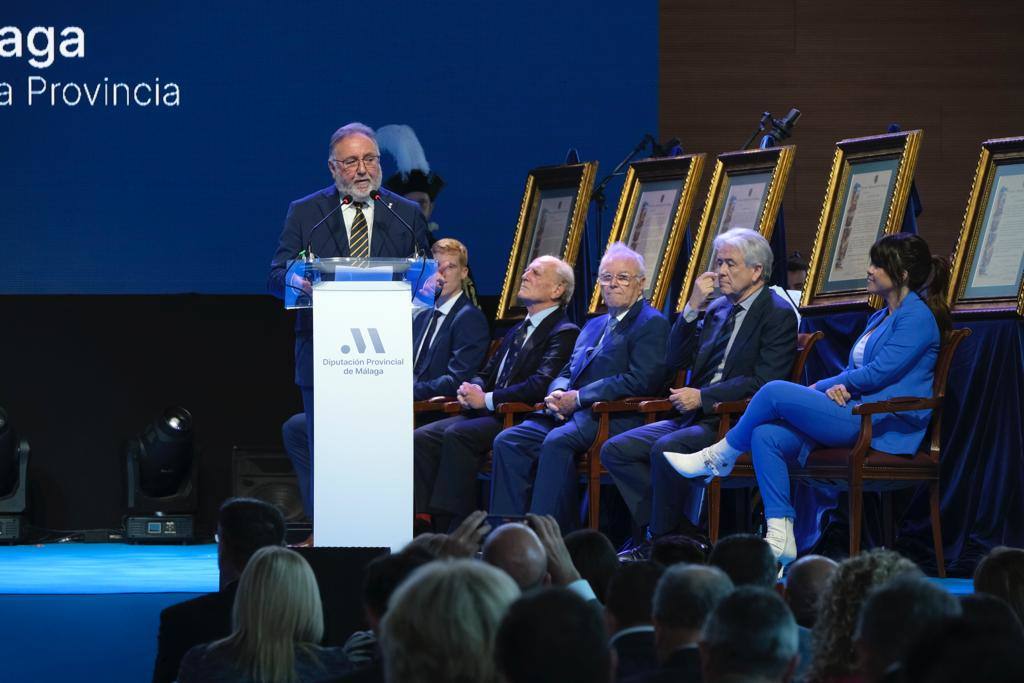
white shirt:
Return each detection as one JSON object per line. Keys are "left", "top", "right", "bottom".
{"left": 484, "top": 304, "right": 561, "bottom": 411}
{"left": 414, "top": 290, "right": 463, "bottom": 364}
{"left": 340, "top": 198, "right": 375, "bottom": 251}
{"left": 852, "top": 327, "right": 874, "bottom": 368}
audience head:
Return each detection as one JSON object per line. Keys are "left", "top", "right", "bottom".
{"left": 563, "top": 528, "right": 619, "bottom": 603}
{"left": 809, "top": 548, "right": 921, "bottom": 681}
{"left": 653, "top": 564, "right": 733, "bottom": 661}
{"left": 218, "top": 546, "right": 324, "bottom": 683}
{"left": 496, "top": 587, "right": 611, "bottom": 683}
{"left": 598, "top": 242, "right": 646, "bottom": 312}
{"left": 519, "top": 255, "right": 575, "bottom": 308}
{"left": 869, "top": 232, "right": 951, "bottom": 331}
{"left": 361, "top": 547, "right": 434, "bottom": 632}
{"left": 904, "top": 615, "right": 1024, "bottom": 683}
{"left": 403, "top": 531, "right": 475, "bottom": 558}
{"left": 650, "top": 533, "right": 708, "bottom": 567}
{"left": 784, "top": 554, "right": 838, "bottom": 628}
{"left": 855, "top": 575, "right": 961, "bottom": 682}
{"left": 712, "top": 227, "right": 774, "bottom": 297}
{"left": 216, "top": 497, "right": 286, "bottom": 584}
{"left": 482, "top": 523, "right": 549, "bottom": 590}
{"left": 605, "top": 560, "right": 664, "bottom": 635}
{"left": 958, "top": 592, "right": 1024, "bottom": 640}
{"left": 380, "top": 559, "right": 519, "bottom": 683}
{"left": 327, "top": 122, "right": 381, "bottom": 201}
{"left": 974, "top": 545, "right": 1024, "bottom": 625}
{"left": 700, "top": 586, "right": 798, "bottom": 683}
{"left": 708, "top": 533, "right": 777, "bottom": 589}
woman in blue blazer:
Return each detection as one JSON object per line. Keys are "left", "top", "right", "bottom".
{"left": 667, "top": 234, "right": 952, "bottom": 566}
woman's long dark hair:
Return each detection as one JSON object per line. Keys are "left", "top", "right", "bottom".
{"left": 869, "top": 233, "right": 952, "bottom": 333}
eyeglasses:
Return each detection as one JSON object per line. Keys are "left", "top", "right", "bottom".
{"left": 331, "top": 154, "right": 380, "bottom": 171}
{"left": 597, "top": 272, "right": 640, "bottom": 285}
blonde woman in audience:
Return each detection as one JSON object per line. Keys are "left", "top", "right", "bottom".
{"left": 177, "top": 546, "right": 350, "bottom": 683}
{"left": 380, "top": 559, "right": 519, "bottom": 683}
{"left": 806, "top": 549, "right": 920, "bottom": 683}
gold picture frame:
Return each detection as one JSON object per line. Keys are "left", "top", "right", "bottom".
{"left": 588, "top": 154, "right": 706, "bottom": 314}
{"left": 497, "top": 161, "right": 598, "bottom": 321}
{"left": 948, "top": 136, "right": 1024, "bottom": 318}
{"left": 803, "top": 130, "right": 923, "bottom": 312}
{"left": 674, "top": 146, "right": 795, "bottom": 312}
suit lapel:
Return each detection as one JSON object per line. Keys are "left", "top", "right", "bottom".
{"left": 693, "top": 300, "right": 729, "bottom": 378}
{"left": 508, "top": 308, "right": 564, "bottom": 378}
{"left": 573, "top": 299, "right": 643, "bottom": 381}
{"left": 721, "top": 287, "right": 770, "bottom": 377}
{"left": 424, "top": 295, "right": 467, "bottom": 369}
{"left": 317, "top": 188, "right": 348, "bottom": 257}
{"left": 370, "top": 189, "right": 402, "bottom": 257}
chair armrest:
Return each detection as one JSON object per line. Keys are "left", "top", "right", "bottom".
{"left": 637, "top": 399, "right": 673, "bottom": 413}
{"left": 413, "top": 396, "right": 458, "bottom": 413}
{"left": 713, "top": 399, "right": 750, "bottom": 415}
{"left": 852, "top": 396, "right": 940, "bottom": 415}
{"left": 495, "top": 402, "right": 543, "bottom": 415}
{"left": 591, "top": 397, "right": 657, "bottom": 414}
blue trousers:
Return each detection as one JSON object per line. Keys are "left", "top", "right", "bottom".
{"left": 600, "top": 415, "right": 716, "bottom": 532}
{"left": 490, "top": 411, "right": 642, "bottom": 530}
{"left": 725, "top": 380, "right": 860, "bottom": 519}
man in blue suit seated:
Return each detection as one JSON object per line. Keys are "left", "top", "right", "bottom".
{"left": 413, "top": 256, "right": 580, "bottom": 529}
{"left": 490, "top": 243, "right": 669, "bottom": 530}
{"left": 602, "top": 228, "right": 796, "bottom": 549}
{"left": 411, "top": 237, "right": 489, "bottom": 401}
{"left": 268, "top": 122, "right": 429, "bottom": 530}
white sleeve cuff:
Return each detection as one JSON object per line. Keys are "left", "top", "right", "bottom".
{"left": 683, "top": 304, "right": 699, "bottom": 323}
{"left": 484, "top": 392, "right": 495, "bottom": 411}
{"left": 567, "top": 578, "right": 597, "bottom": 602}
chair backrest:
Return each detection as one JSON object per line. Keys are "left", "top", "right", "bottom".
{"left": 791, "top": 331, "right": 825, "bottom": 383}
{"left": 925, "top": 328, "right": 972, "bottom": 460}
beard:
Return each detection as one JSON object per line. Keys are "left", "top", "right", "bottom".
{"left": 333, "top": 171, "right": 381, "bottom": 202}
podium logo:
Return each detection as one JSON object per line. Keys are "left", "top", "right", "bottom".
{"left": 340, "top": 328, "right": 386, "bottom": 355}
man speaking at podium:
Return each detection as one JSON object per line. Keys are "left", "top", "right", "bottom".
{"left": 268, "top": 122, "right": 430, "bottom": 529}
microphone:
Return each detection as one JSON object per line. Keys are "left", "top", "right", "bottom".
{"left": 371, "top": 189, "right": 426, "bottom": 257}
{"left": 771, "top": 108, "right": 801, "bottom": 140}
{"left": 650, "top": 136, "right": 682, "bottom": 157}
{"left": 304, "top": 194, "right": 352, "bottom": 261}
{"left": 433, "top": 279, "right": 444, "bottom": 304}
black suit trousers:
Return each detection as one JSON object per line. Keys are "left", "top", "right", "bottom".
{"left": 413, "top": 413, "right": 502, "bottom": 516}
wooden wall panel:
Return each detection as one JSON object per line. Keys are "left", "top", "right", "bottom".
{"left": 660, "top": 0, "right": 1024, "bottom": 261}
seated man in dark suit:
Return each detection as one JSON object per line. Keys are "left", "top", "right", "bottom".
{"left": 490, "top": 243, "right": 669, "bottom": 530}
{"left": 411, "top": 237, "right": 489, "bottom": 401}
{"left": 151, "top": 498, "right": 285, "bottom": 683}
{"left": 601, "top": 228, "right": 796, "bottom": 545}
{"left": 413, "top": 255, "right": 579, "bottom": 526}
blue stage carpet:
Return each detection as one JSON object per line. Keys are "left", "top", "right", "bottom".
{"left": 0, "top": 543, "right": 973, "bottom": 682}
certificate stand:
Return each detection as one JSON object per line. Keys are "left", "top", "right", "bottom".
{"left": 285, "top": 257, "right": 437, "bottom": 550}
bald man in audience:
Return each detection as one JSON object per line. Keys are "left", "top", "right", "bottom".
{"left": 482, "top": 523, "right": 550, "bottom": 590}
{"left": 784, "top": 555, "right": 837, "bottom": 629}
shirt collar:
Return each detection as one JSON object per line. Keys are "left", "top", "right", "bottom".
{"left": 609, "top": 624, "right": 655, "bottom": 647}
{"left": 435, "top": 290, "right": 463, "bottom": 316}
{"left": 525, "top": 304, "right": 560, "bottom": 327}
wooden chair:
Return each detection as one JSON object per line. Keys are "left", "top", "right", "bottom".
{"left": 785, "top": 328, "right": 971, "bottom": 577}
{"left": 636, "top": 331, "right": 825, "bottom": 543}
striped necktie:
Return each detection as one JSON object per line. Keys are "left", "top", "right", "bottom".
{"left": 349, "top": 202, "right": 370, "bottom": 258}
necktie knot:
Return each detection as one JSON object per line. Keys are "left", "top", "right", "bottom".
{"left": 352, "top": 201, "right": 367, "bottom": 209}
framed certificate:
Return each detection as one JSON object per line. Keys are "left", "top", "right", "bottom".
{"left": 949, "top": 136, "right": 1024, "bottom": 317}
{"left": 497, "top": 161, "right": 598, "bottom": 320}
{"left": 588, "top": 154, "right": 706, "bottom": 314}
{"left": 675, "top": 146, "right": 795, "bottom": 311}
{"left": 803, "top": 130, "right": 923, "bottom": 311}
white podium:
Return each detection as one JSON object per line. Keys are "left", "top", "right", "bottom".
{"left": 312, "top": 280, "right": 413, "bottom": 550}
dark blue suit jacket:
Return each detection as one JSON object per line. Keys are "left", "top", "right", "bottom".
{"left": 268, "top": 184, "right": 430, "bottom": 387}
{"left": 667, "top": 286, "right": 797, "bottom": 414}
{"left": 473, "top": 307, "right": 580, "bottom": 406}
{"left": 411, "top": 293, "right": 489, "bottom": 400}
{"left": 550, "top": 299, "right": 669, "bottom": 410}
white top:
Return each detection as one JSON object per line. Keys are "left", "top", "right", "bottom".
{"left": 852, "top": 326, "right": 874, "bottom": 368}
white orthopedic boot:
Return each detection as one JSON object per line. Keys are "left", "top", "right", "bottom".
{"left": 765, "top": 517, "right": 797, "bottom": 569}
{"left": 663, "top": 438, "right": 742, "bottom": 483}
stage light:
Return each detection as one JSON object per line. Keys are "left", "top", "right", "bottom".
{"left": 0, "top": 406, "right": 30, "bottom": 542}
{"left": 125, "top": 407, "right": 198, "bottom": 542}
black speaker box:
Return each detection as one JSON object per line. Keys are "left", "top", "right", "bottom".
{"left": 231, "top": 447, "right": 306, "bottom": 523}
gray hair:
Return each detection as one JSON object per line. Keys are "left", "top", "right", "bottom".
{"left": 601, "top": 242, "right": 646, "bottom": 279}
{"left": 534, "top": 255, "right": 575, "bottom": 305}
{"left": 214, "top": 546, "right": 324, "bottom": 683}
{"left": 381, "top": 559, "right": 520, "bottom": 683}
{"left": 328, "top": 122, "right": 377, "bottom": 156}
{"left": 702, "top": 586, "right": 799, "bottom": 680}
{"left": 713, "top": 227, "right": 773, "bottom": 282}
{"left": 654, "top": 564, "right": 734, "bottom": 631}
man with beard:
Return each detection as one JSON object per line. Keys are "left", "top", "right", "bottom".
{"left": 268, "top": 122, "right": 430, "bottom": 533}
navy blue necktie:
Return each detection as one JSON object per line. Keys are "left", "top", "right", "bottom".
{"left": 496, "top": 319, "right": 532, "bottom": 388}
{"left": 698, "top": 304, "right": 743, "bottom": 385}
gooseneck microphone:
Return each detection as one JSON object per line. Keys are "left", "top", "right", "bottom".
{"left": 304, "top": 194, "right": 353, "bottom": 261}
{"left": 370, "top": 189, "right": 426, "bottom": 257}
{"left": 771, "top": 108, "right": 801, "bottom": 140}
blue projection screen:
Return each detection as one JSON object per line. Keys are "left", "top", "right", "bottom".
{"left": 0, "top": 2, "right": 657, "bottom": 294}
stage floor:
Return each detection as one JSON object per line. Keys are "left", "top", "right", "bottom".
{"left": 0, "top": 543, "right": 974, "bottom": 682}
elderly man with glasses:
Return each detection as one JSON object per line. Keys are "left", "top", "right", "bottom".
{"left": 268, "top": 122, "right": 430, "bottom": 531}
{"left": 489, "top": 243, "right": 669, "bottom": 531}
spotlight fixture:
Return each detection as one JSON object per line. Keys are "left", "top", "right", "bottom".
{"left": 0, "top": 406, "right": 30, "bottom": 542}
{"left": 125, "top": 406, "right": 198, "bottom": 542}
